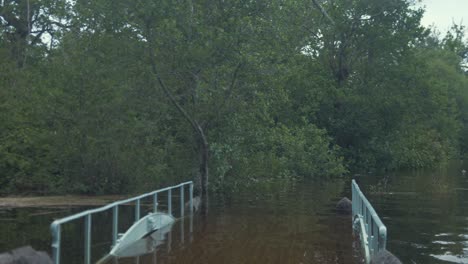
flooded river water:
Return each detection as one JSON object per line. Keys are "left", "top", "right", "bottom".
{"left": 357, "top": 160, "right": 468, "bottom": 264}
{"left": 1, "top": 160, "right": 467, "bottom": 263}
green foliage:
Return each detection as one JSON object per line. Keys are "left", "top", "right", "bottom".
{"left": 0, "top": 0, "right": 467, "bottom": 195}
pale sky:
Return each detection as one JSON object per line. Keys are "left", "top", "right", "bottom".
{"left": 419, "top": 0, "right": 468, "bottom": 33}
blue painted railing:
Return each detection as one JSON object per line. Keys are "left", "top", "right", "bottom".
{"left": 50, "top": 181, "right": 193, "bottom": 264}
{"left": 351, "top": 179, "right": 387, "bottom": 264}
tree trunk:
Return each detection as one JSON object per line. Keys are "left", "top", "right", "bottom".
{"left": 147, "top": 32, "right": 210, "bottom": 210}
{"left": 198, "top": 128, "right": 209, "bottom": 215}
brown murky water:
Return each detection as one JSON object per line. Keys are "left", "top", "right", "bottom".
{"left": 102, "top": 180, "right": 356, "bottom": 264}
{"left": 1, "top": 179, "right": 359, "bottom": 264}
{"left": 356, "top": 160, "right": 468, "bottom": 264}
{"left": 2, "top": 161, "right": 467, "bottom": 264}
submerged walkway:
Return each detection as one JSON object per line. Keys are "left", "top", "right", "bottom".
{"left": 98, "top": 180, "right": 357, "bottom": 264}
{"left": 0, "top": 180, "right": 358, "bottom": 264}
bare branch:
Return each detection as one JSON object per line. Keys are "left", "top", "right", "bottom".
{"left": 311, "top": 0, "right": 335, "bottom": 25}
{"left": 205, "top": 61, "right": 243, "bottom": 129}
{"left": 146, "top": 22, "right": 203, "bottom": 139}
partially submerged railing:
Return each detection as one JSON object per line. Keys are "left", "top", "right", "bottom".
{"left": 351, "top": 179, "right": 387, "bottom": 264}
{"left": 50, "top": 181, "right": 193, "bottom": 264}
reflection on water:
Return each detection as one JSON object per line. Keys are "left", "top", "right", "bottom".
{"left": 103, "top": 179, "right": 357, "bottom": 264}
{"left": 3, "top": 162, "right": 466, "bottom": 264}
{"left": 133, "top": 179, "right": 355, "bottom": 263}
{"left": 0, "top": 207, "right": 83, "bottom": 253}
{"left": 1, "top": 179, "right": 358, "bottom": 264}
{"left": 356, "top": 160, "right": 468, "bottom": 264}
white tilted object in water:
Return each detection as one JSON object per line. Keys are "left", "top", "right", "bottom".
{"left": 112, "top": 220, "right": 173, "bottom": 257}
{"left": 109, "top": 212, "right": 175, "bottom": 256}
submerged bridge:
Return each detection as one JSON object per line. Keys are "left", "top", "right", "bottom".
{"left": 50, "top": 181, "right": 194, "bottom": 264}
{"left": 351, "top": 179, "right": 388, "bottom": 264}
{"left": 49, "top": 180, "right": 388, "bottom": 264}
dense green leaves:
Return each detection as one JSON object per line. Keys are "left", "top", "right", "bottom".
{"left": 0, "top": 0, "right": 467, "bottom": 195}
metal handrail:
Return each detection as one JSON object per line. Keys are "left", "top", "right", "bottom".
{"left": 50, "top": 181, "right": 194, "bottom": 264}
{"left": 351, "top": 179, "right": 387, "bottom": 264}
{"left": 354, "top": 214, "right": 370, "bottom": 261}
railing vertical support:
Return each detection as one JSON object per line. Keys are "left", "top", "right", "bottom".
{"left": 153, "top": 192, "right": 158, "bottom": 213}
{"left": 84, "top": 215, "right": 92, "bottom": 264}
{"left": 153, "top": 246, "right": 157, "bottom": 264}
{"left": 168, "top": 228, "right": 172, "bottom": 253}
{"left": 180, "top": 185, "right": 185, "bottom": 217}
{"left": 135, "top": 199, "right": 140, "bottom": 222}
{"left": 189, "top": 211, "right": 193, "bottom": 243}
{"left": 189, "top": 182, "right": 194, "bottom": 214}
{"left": 379, "top": 226, "right": 387, "bottom": 250}
{"left": 180, "top": 217, "right": 185, "bottom": 244}
{"left": 51, "top": 224, "right": 61, "bottom": 264}
{"left": 168, "top": 189, "right": 172, "bottom": 216}
{"left": 112, "top": 206, "right": 118, "bottom": 247}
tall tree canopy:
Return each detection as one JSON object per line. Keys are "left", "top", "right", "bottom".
{"left": 0, "top": 0, "right": 467, "bottom": 195}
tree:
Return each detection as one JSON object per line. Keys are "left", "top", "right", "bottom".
{"left": 0, "top": 0, "right": 69, "bottom": 67}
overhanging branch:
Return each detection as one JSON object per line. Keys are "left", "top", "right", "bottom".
{"left": 146, "top": 24, "right": 205, "bottom": 140}
{"left": 311, "top": 0, "right": 335, "bottom": 25}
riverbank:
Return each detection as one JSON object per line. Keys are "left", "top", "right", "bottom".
{"left": 0, "top": 195, "right": 129, "bottom": 208}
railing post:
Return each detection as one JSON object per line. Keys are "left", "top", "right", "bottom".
{"left": 153, "top": 246, "right": 157, "bottom": 264}
{"left": 135, "top": 199, "right": 140, "bottom": 222}
{"left": 180, "top": 185, "right": 185, "bottom": 217}
{"left": 51, "top": 224, "right": 61, "bottom": 264}
{"left": 168, "top": 228, "right": 172, "bottom": 253}
{"left": 189, "top": 182, "right": 194, "bottom": 214}
{"left": 112, "top": 206, "right": 118, "bottom": 247}
{"left": 189, "top": 210, "right": 193, "bottom": 243}
{"left": 352, "top": 181, "right": 356, "bottom": 215}
{"left": 153, "top": 192, "right": 158, "bottom": 213}
{"left": 379, "top": 226, "right": 387, "bottom": 250}
{"left": 168, "top": 189, "right": 172, "bottom": 216}
{"left": 84, "top": 215, "right": 92, "bottom": 264}
{"left": 180, "top": 217, "right": 185, "bottom": 244}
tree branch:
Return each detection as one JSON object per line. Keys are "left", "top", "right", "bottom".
{"left": 311, "top": 0, "right": 335, "bottom": 25}
{"left": 146, "top": 23, "right": 204, "bottom": 140}
{"left": 204, "top": 61, "right": 243, "bottom": 129}
{"left": 218, "top": 62, "right": 243, "bottom": 112}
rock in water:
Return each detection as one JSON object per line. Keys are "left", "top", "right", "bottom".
{"left": 336, "top": 197, "right": 352, "bottom": 215}
{"left": 0, "top": 246, "right": 53, "bottom": 264}
{"left": 0, "top": 253, "right": 14, "bottom": 263}
{"left": 370, "top": 249, "right": 402, "bottom": 264}
{"left": 185, "top": 196, "right": 202, "bottom": 212}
